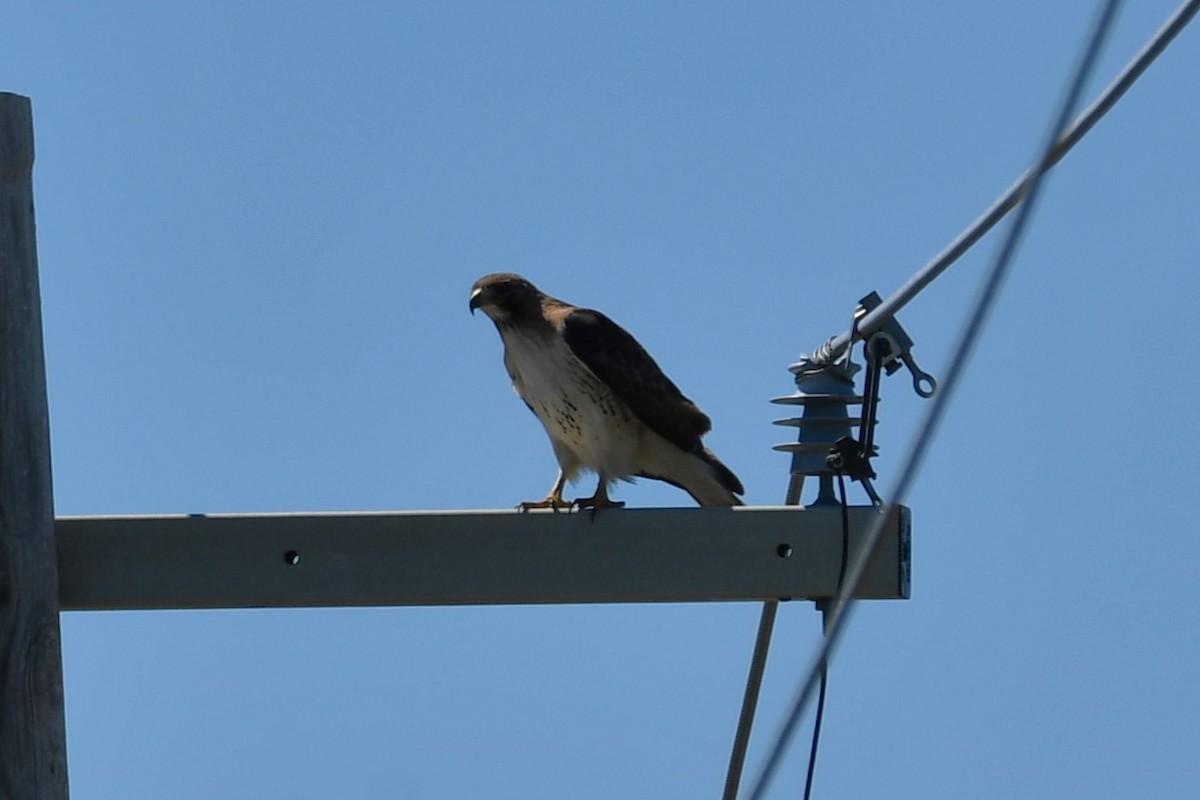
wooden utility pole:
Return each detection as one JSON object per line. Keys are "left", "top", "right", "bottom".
{"left": 0, "top": 92, "right": 70, "bottom": 800}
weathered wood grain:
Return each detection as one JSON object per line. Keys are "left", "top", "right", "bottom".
{"left": 0, "top": 92, "right": 69, "bottom": 800}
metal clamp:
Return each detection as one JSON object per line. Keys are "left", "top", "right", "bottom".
{"left": 854, "top": 291, "right": 937, "bottom": 398}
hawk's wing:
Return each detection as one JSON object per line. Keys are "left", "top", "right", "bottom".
{"left": 560, "top": 308, "right": 711, "bottom": 453}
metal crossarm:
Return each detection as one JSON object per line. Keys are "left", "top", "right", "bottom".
{"left": 57, "top": 506, "right": 910, "bottom": 611}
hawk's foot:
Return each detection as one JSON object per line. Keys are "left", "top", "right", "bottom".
{"left": 517, "top": 495, "right": 573, "bottom": 513}
{"left": 572, "top": 494, "right": 626, "bottom": 519}
{"left": 572, "top": 495, "right": 625, "bottom": 511}
{"left": 572, "top": 480, "right": 624, "bottom": 517}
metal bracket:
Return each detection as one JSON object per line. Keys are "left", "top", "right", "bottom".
{"left": 855, "top": 291, "right": 938, "bottom": 398}
{"left": 826, "top": 333, "right": 885, "bottom": 483}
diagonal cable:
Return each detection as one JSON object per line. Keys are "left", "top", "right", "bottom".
{"left": 743, "top": 2, "right": 1130, "bottom": 797}
{"left": 818, "top": 0, "right": 1200, "bottom": 365}
{"left": 720, "top": 472, "right": 805, "bottom": 800}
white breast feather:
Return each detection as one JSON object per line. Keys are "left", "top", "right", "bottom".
{"left": 501, "top": 329, "right": 640, "bottom": 480}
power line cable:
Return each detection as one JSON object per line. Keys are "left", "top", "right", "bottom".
{"left": 817, "top": 0, "right": 1200, "bottom": 365}
{"left": 743, "top": 2, "right": 1128, "bottom": 797}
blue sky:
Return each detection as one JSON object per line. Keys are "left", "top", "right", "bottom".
{"left": 4, "top": 2, "right": 1199, "bottom": 797}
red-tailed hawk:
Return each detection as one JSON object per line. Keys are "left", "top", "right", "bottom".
{"left": 469, "top": 273, "right": 743, "bottom": 510}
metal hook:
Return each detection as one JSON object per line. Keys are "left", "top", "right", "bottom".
{"left": 901, "top": 352, "right": 937, "bottom": 398}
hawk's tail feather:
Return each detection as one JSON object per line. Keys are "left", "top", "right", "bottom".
{"left": 700, "top": 448, "right": 744, "bottom": 498}
{"left": 638, "top": 447, "right": 744, "bottom": 507}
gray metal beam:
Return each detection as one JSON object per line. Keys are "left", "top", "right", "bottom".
{"left": 56, "top": 505, "right": 910, "bottom": 611}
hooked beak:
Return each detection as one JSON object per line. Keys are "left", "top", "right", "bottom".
{"left": 468, "top": 287, "right": 484, "bottom": 315}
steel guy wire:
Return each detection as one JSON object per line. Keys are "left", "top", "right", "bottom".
{"left": 721, "top": 472, "right": 807, "bottom": 799}
{"left": 722, "top": 599, "right": 779, "bottom": 800}
{"left": 743, "top": 2, "right": 1127, "bottom": 797}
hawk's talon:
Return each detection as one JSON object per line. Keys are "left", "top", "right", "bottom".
{"left": 517, "top": 495, "right": 573, "bottom": 513}
{"left": 572, "top": 497, "right": 625, "bottom": 512}
{"left": 572, "top": 487, "right": 625, "bottom": 520}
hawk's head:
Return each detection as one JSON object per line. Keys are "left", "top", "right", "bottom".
{"left": 469, "top": 273, "right": 544, "bottom": 326}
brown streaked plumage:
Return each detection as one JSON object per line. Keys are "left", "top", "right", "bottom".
{"left": 469, "top": 272, "right": 743, "bottom": 510}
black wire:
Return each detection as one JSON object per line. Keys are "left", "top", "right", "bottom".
{"left": 835, "top": 473, "right": 851, "bottom": 595}
{"left": 801, "top": 665, "right": 827, "bottom": 800}
{"left": 801, "top": 473, "right": 852, "bottom": 800}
